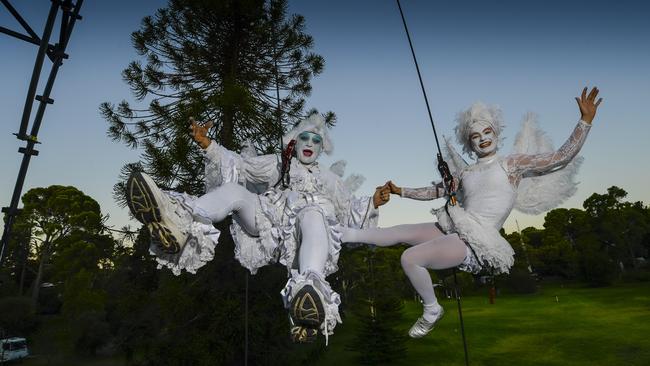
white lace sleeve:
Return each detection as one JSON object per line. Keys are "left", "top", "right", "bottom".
{"left": 506, "top": 120, "right": 591, "bottom": 180}
{"left": 401, "top": 184, "right": 444, "bottom": 201}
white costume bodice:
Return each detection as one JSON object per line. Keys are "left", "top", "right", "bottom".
{"left": 459, "top": 156, "right": 515, "bottom": 230}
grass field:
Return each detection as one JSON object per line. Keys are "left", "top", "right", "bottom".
{"left": 19, "top": 282, "right": 650, "bottom": 365}
{"left": 315, "top": 282, "right": 650, "bottom": 366}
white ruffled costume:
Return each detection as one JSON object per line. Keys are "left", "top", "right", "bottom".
{"left": 403, "top": 112, "right": 590, "bottom": 273}
{"left": 150, "top": 114, "right": 378, "bottom": 336}
{"left": 341, "top": 101, "right": 594, "bottom": 338}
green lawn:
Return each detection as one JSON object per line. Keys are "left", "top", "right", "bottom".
{"left": 315, "top": 282, "right": 650, "bottom": 366}
{"left": 20, "top": 282, "right": 650, "bottom": 365}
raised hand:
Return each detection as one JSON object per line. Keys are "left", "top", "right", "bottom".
{"left": 189, "top": 117, "right": 213, "bottom": 149}
{"left": 575, "top": 87, "right": 602, "bottom": 124}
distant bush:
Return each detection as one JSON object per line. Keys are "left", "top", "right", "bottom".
{"left": 39, "top": 284, "right": 63, "bottom": 315}
{"left": 621, "top": 267, "right": 650, "bottom": 282}
{"left": 0, "top": 296, "right": 39, "bottom": 335}
{"left": 73, "top": 311, "right": 111, "bottom": 356}
{"left": 0, "top": 272, "right": 18, "bottom": 298}
{"left": 579, "top": 248, "right": 616, "bottom": 287}
{"left": 502, "top": 268, "right": 538, "bottom": 294}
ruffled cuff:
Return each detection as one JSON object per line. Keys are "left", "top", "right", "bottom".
{"left": 149, "top": 191, "right": 221, "bottom": 276}
{"left": 281, "top": 270, "right": 342, "bottom": 343}
{"left": 150, "top": 221, "right": 220, "bottom": 276}
{"left": 229, "top": 197, "right": 279, "bottom": 274}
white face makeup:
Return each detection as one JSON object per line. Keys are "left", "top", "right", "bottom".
{"left": 295, "top": 131, "right": 323, "bottom": 165}
{"left": 469, "top": 120, "right": 498, "bottom": 158}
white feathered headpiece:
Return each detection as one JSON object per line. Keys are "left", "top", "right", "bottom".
{"left": 282, "top": 114, "right": 333, "bottom": 155}
{"left": 454, "top": 102, "right": 505, "bottom": 156}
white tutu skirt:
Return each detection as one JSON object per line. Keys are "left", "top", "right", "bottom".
{"left": 433, "top": 204, "right": 514, "bottom": 274}
{"left": 155, "top": 189, "right": 343, "bottom": 277}
{"left": 239, "top": 189, "right": 342, "bottom": 276}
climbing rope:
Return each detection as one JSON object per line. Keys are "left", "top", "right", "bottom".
{"left": 395, "top": 1, "right": 469, "bottom": 364}
{"left": 394, "top": 0, "right": 457, "bottom": 204}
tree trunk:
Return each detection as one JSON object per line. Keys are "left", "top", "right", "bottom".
{"left": 18, "top": 237, "right": 30, "bottom": 296}
{"left": 219, "top": 4, "right": 245, "bottom": 150}
{"left": 19, "top": 258, "right": 27, "bottom": 296}
{"left": 31, "top": 242, "right": 50, "bottom": 306}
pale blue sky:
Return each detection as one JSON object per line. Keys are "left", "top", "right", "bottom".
{"left": 1, "top": 0, "right": 649, "bottom": 236}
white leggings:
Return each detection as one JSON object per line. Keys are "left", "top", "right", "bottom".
{"left": 194, "top": 183, "right": 260, "bottom": 235}
{"left": 343, "top": 223, "right": 467, "bottom": 305}
{"left": 193, "top": 183, "right": 330, "bottom": 275}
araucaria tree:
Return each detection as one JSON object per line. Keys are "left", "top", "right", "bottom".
{"left": 100, "top": 1, "right": 330, "bottom": 363}
{"left": 100, "top": 0, "right": 326, "bottom": 196}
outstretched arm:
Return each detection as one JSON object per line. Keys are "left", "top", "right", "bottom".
{"left": 386, "top": 180, "right": 447, "bottom": 201}
{"left": 507, "top": 87, "right": 602, "bottom": 177}
{"left": 190, "top": 117, "right": 279, "bottom": 187}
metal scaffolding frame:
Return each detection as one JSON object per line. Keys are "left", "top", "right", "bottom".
{"left": 0, "top": 0, "right": 84, "bottom": 266}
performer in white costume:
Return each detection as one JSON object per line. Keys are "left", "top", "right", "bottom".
{"left": 343, "top": 87, "right": 602, "bottom": 338}
{"left": 126, "top": 114, "right": 385, "bottom": 343}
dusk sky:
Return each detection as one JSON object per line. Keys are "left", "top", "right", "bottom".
{"left": 1, "top": 0, "right": 649, "bottom": 237}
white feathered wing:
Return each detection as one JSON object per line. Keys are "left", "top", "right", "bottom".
{"left": 513, "top": 112, "right": 583, "bottom": 214}
{"left": 329, "top": 160, "right": 366, "bottom": 193}
{"left": 442, "top": 136, "right": 468, "bottom": 177}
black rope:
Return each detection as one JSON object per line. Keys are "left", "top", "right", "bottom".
{"left": 453, "top": 269, "right": 470, "bottom": 366}
{"left": 396, "top": 2, "right": 469, "bottom": 364}
{"left": 395, "top": 0, "right": 442, "bottom": 156}
{"left": 244, "top": 272, "right": 249, "bottom": 366}
{"left": 395, "top": 0, "right": 457, "bottom": 204}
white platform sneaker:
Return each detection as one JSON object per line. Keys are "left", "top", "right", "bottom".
{"left": 126, "top": 172, "right": 190, "bottom": 254}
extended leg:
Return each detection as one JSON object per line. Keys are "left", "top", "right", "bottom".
{"left": 341, "top": 222, "right": 444, "bottom": 247}
{"left": 400, "top": 233, "right": 467, "bottom": 337}
{"left": 194, "top": 182, "right": 260, "bottom": 236}
{"left": 287, "top": 209, "right": 336, "bottom": 343}
{"left": 298, "top": 209, "right": 329, "bottom": 274}
{"left": 401, "top": 233, "right": 466, "bottom": 304}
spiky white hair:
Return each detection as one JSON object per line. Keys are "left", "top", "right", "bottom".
{"left": 454, "top": 102, "right": 505, "bottom": 156}
{"left": 282, "top": 113, "right": 333, "bottom": 155}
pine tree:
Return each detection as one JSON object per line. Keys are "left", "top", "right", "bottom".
{"left": 342, "top": 247, "right": 408, "bottom": 365}
{"left": 100, "top": 0, "right": 327, "bottom": 197}
{"left": 100, "top": 0, "right": 329, "bottom": 363}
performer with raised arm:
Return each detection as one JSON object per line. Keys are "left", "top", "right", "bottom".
{"left": 126, "top": 113, "right": 387, "bottom": 343}
{"left": 342, "top": 87, "right": 602, "bottom": 338}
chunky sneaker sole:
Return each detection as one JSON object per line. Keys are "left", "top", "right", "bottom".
{"left": 126, "top": 172, "right": 183, "bottom": 254}
{"left": 290, "top": 325, "right": 318, "bottom": 343}
{"left": 290, "top": 285, "right": 325, "bottom": 328}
